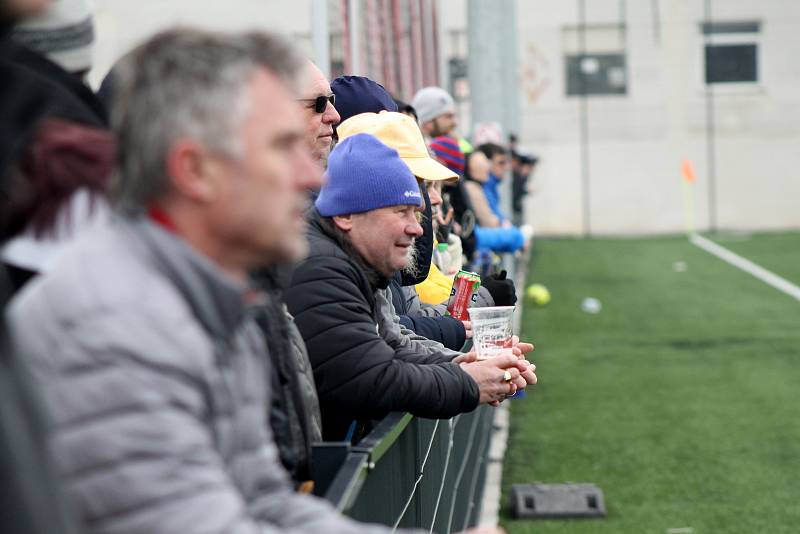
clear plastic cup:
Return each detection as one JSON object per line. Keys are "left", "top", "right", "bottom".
{"left": 468, "top": 306, "right": 516, "bottom": 360}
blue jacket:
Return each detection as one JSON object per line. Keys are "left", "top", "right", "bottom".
{"left": 482, "top": 173, "right": 506, "bottom": 224}
{"left": 474, "top": 225, "right": 524, "bottom": 253}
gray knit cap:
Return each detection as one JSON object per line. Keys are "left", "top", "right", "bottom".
{"left": 411, "top": 86, "right": 455, "bottom": 125}
{"left": 13, "top": 0, "right": 95, "bottom": 73}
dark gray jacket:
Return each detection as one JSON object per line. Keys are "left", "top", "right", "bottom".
{"left": 251, "top": 270, "right": 322, "bottom": 484}
{"left": 8, "top": 216, "right": 403, "bottom": 534}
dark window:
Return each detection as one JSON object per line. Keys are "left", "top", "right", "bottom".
{"left": 566, "top": 53, "right": 627, "bottom": 96}
{"left": 448, "top": 57, "right": 467, "bottom": 80}
{"left": 702, "top": 21, "right": 760, "bottom": 35}
{"left": 447, "top": 57, "right": 469, "bottom": 101}
{"left": 705, "top": 44, "right": 757, "bottom": 83}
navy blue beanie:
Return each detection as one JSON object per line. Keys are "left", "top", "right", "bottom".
{"left": 316, "top": 133, "right": 422, "bottom": 217}
{"left": 331, "top": 76, "right": 398, "bottom": 123}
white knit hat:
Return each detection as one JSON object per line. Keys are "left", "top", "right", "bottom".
{"left": 13, "top": 0, "right": 95, "bottom": 73}
{"left": 411, "top": 86, "right": 456, "bottom": 125}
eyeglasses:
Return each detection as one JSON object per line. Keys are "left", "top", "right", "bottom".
{"left": 298, "top": 94, "right": 335, "bottom": 114}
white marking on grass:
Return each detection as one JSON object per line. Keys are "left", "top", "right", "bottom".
{"left": 690, "top": 233, "right": 800, "bottom": 302}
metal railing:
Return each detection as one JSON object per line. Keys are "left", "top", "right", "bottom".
{"left": 315, "top": 255, "right": 529, "bottom": 531}
{"left": 318, "top": 407, "right": 496, "bottom": 533}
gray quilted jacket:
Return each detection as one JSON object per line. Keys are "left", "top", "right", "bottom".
{"left": 7, "top": 216, "right": 406, "bottom": 534}
{"left": 375, "top": 287, "right": 461, "bottom": 360}
{"left": 399, "top": 286, "right": 495, "bottom": 318}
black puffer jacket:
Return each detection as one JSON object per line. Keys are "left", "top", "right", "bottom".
{"left": 285, "top": 210, "right": 480, "bottom": 441}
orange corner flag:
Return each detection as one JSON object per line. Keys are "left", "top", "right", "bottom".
{"left": 681, "top": 160, "right": 697, "bottom": 183}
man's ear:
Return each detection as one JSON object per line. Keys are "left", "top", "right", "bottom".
{"left": 332, "top": 214, "right": 354, "bottom": 232}
{"left": 166, "top": 139, "right": 219, "bottom": 203}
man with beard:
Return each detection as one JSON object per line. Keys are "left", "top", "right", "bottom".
{"left": 411, "top": 85, "right": 458, "bottom": 140}
{"left": 285, "top": 131, "right": 537, "bottom": 442}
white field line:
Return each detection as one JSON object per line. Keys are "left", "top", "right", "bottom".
{"left": 690, "top": 233, "right": 800, "bottom": 302}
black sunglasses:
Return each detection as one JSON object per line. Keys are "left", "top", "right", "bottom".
{"left": 299, "top": 94, "right": 335, "bottom": 114}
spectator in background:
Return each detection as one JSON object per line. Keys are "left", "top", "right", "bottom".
{"left": 285, "top": 132, "right": 536, "bottom": 442}
{"left": 422, "top": 140, "right": 520, "bottom": 312}
{"left": 429, "top": 134, "right": 478, "bottom": 259}
{"left": 465, "top": 150, "right": 507, "bottom": 229}
{"left": 477, "top": 142, "right": 512, "bottom": 225}
{"left": 299, "top": 60, "right": 340, "bottom": 166}
{"left": 1, "top": 2, "right": 91, "bottom": 533}
{"left": 511, "top": 150, "right": 539, "bottom": 225}
{"left": 462, "top": 150, "right": 527, "bottom": 254}
{"left": 508, "top": 132, "right": 519, "bottom": 155}
{"left": 393, "top": 97, "right": 418, "bottom": 121}
{"left": 477, "top": 142, "right": 536, "bottom": 255}
{"left": 409, "top": 88, "right": 474, "bottom": 283}
{"left": 331, "top": 75, "right": 397, "bottom": 123}
{"left": 411, "top": 85, "right": 458, "bottom": 140}
{"left": 8, "top": 28, "right": 439, "bottom": 534}
{"left": 430, "top": 135, "right": 529, "bottom": 261}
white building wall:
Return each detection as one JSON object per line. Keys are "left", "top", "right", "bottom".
{"left": 513, "top": 0, "right": 800, "bottom": 236}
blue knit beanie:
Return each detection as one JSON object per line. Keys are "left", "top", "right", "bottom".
{"left": 331, "top": 76, "right": 398, "bottom": 123}
{"left": 316, "top": 133, "right": 422, "bottom": 217}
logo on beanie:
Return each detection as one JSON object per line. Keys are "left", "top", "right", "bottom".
{"left": 404, "top": 190, "right": 421, "bottom": 199}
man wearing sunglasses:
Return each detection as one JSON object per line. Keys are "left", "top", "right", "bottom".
{"left": 299, "top": 61, "right": 341, "bottom": 166}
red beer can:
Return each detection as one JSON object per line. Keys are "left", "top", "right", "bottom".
{"left": 446, "top": 270, "right": 481, "bottom": 321}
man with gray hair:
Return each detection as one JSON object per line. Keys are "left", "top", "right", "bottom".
{"left": 9, "top": 28, "right": 505, "bottom": 534}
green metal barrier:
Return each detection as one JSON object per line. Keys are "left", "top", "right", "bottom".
{"left": 322, "top": 407, "right": 496, "bottom": 533}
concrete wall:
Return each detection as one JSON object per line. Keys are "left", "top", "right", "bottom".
{"left": 511, "top": 0, "right": 800, "bottom": 236}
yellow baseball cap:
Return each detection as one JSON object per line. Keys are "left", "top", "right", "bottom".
{"left": 336, "top": 111, "right": 458, "bottom": 181}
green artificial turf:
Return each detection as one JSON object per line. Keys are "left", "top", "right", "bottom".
{"left": 500, "top": 233, "right": 800, "bottom": 534}
{"left": 710, "top": 231, "right": 800, "bottom": 287}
